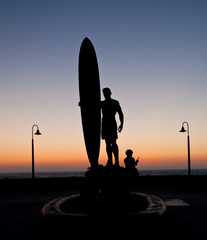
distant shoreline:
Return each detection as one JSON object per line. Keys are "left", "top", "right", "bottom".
{"left": 1, "top": 175, "right": 207, "bottom": 193}
{"left": 1, "top": 168, "right": 207, "bottom": 179}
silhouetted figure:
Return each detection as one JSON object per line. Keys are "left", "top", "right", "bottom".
{"left": 124, "top": 149, "right": 139, "bottom": 168}
{"left": 101, "top": 88, "right": 124, "bottom": 167}
{"left": 124, "top": 149, "right": 139, "bottom": 187}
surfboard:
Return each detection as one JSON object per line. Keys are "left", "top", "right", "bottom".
{"left": 78, "top": 37, "right": 101, "bottom": 167}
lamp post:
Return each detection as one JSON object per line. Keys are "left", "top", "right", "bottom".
{"left": 179, "top": 121, "right": 191, "bottom": 176}
{"left": 32, "top": 124, "right": 42, "bottom": 179}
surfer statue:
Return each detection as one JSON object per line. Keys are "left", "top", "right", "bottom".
{"left": 101, "top": 87, "right": 124, "bottom": 167}
{"left": 78, "top": 38, "right": 124, "bottom": 169}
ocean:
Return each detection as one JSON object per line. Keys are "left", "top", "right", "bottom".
{"left": 0, "top": 169, "right": 207, "bottom": 179}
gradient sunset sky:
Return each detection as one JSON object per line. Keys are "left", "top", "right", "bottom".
{"left": 1, "top": 0, "right": 207, "bottom": 172}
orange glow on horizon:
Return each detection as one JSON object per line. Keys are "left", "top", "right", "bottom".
{"left": 0, "top": 137, "right": 207, "bottom": 172}
{"left": 1, "top": 153, "right": 207, "bottom": 172}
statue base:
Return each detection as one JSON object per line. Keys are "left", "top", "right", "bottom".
{"left": 41, "top": 167, "right": 166, "bottom": 238}
{"left": 42, "top": 166, "right": 166, "bottom": 217}
{"left": 42, "top": 192, "right": 166, "bottom": 217}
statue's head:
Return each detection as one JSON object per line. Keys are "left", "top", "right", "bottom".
{"left": 102, "top": 87, "right": 111, "bottom": 99}
{"left": 126, "top": 149, "right": 133, "bottom": 157}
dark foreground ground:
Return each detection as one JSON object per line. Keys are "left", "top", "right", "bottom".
{"left": 0, "top": 176, "right": 207, "bottom": 240}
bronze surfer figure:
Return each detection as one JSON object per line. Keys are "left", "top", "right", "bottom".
{"left": 101, "top": 88, "right": 124, "bottom": 167}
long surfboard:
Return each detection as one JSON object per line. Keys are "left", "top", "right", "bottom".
{"left": 78, "top": 38, "right": 101, "bottom": 168}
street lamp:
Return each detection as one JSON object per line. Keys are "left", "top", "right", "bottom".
{"left": 32, "top": 124, "right": 42, "bottom": 179}
{"left": 179, "top": 121, "right": 191, "bottom": 176}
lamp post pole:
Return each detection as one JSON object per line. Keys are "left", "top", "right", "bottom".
{"left": 179, "top": 121, "right": 191, "bottom": 176}
{"left": 32, "top": 124, "right": 42, "bottom": 179}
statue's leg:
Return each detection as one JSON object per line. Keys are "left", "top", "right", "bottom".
{"left": 105, "top": 140, "right": 113, "bottom": 166}
{"left": 112, "top": 140, "right": 119, "bottom": 166}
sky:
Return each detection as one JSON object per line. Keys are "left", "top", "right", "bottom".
{"left": 0, "top": 0, "right": 207, "bottom": 172}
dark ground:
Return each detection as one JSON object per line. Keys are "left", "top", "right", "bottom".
{"left": 0, "top": 176, "right": 207, "bottom": 239}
